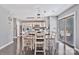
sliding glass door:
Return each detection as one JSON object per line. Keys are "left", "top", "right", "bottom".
{"left": 59, "top": 18, "right": 65, "bottom": 42}
{"left": 58, "top": 15, "right": 74, "bottom": 55}
{"left": 65, "top": 15, "right": 74, "bottom": 46}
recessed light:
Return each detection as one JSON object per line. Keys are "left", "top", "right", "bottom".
{"left": 52, "top": 10, "right": 55, "bottom": 12}
{"left": 44, "top": 10, "right": 46, "bottom": 13}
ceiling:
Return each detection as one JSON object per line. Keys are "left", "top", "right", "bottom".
{"left": 1, "top": 4, "right": 74, "bottom": 19}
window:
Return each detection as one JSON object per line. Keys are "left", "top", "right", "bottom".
{"left": 58, "top": 15, "right": 74, "bottom": 46}
{"left": 65, "top": 15, "right": 74, "bottom": 46}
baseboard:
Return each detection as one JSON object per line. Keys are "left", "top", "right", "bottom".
{"left": 0, "top": 41, "right": 14, "bottom": 50}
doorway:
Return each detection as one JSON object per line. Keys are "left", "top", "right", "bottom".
{"left": 58, "top": 13, "right": 76, "bottom": 55}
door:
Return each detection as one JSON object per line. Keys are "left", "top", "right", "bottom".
{"left": 58, "top": 15, "right": 74, "bottom": 55}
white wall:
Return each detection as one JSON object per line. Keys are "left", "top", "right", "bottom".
{"left": 0, "top": 5, "right": 13, "bottom": 47}
{"left": 50, "top": 16, "right": 57, "bottom": 32}
{"left": 17, "top": 20, "right": 20, "bottom": 36}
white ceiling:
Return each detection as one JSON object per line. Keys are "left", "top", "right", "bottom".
{"left": 1, "top": 4, "right": 74, "bottom": 19}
